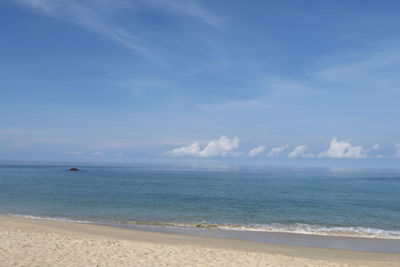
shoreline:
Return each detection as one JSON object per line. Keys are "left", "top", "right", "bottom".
{"left": 1, "top": 215, "right": 400, "bottom": 266}
{"left": 112, "top": 222, "right": 400, "bottom": 254}
{"left": 10, "top": 213, "right": 400, "bottom": 239}
{"left": 7, "top": 213, "right": 400, "bottom": 253}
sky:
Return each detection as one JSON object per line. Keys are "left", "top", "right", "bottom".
{"left": 1, "top": 0, "right": 400, "bottom": 167}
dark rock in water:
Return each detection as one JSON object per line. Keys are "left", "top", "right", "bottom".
{"left": 69, "top": 168, "right": 79, "bottom": 171}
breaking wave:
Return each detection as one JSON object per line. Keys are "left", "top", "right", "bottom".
{"left": 122, "top": 221, "right": 400, "bottom": 239}
{"left": 5, "top": 214, "right": 400, "bottom": 239}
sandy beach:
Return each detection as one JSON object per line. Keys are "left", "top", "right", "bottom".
{"left": 0, "top": 216, "right": 399, "bottom": 266}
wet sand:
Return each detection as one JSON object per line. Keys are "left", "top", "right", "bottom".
{"left": 114, "top": 222, "right": 400, "bottom": 253}
{"left": 1, "top": 215, "right": 399, "bottom": 266}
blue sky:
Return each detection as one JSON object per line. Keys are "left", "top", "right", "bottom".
{"left": 1, "top": 0, "right": 400, "bottom": 167}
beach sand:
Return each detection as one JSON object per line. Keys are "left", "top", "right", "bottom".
{"left": 1, "top": 216, "right": 399, "bottom": 266}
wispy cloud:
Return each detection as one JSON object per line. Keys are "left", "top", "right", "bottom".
{"left": 14, "top": 0, "right": 152, "bottom": 56}
{"left": 395, "top": 143, "right": 400, "bottom": 158}
{"left": 313, "top": 43, "right": 400, "bottom": 94}
{"left": 268, "top": 144, "right": 289, "bottom": 157}
{"left": 288, "top": 145, "right": 313, "bottom": 158}
{"left": 65, "top": 151, "right": 83, "bottom": 155}
{"left": 166, "top": 136, "right": 239, "bottom": 157}
{"left": 200, "top": 99, "right": 271, "bottom": 111}
{"left": 319, "top": 138, "right": 366, "bottom": 158}
{"left": 147, "top": 0, "right": 224, "bottom": 28}
{"left": 11, "top": 0, "right": 222, "bottom": 62}
{"left": 11, "top": 139, "right": 30, "bottom": 148}
{"left": 91, "top": 151, "right": 105, "bottom": 156}
{"left": 247, "top": 145, "right": 266, "bottom": 157}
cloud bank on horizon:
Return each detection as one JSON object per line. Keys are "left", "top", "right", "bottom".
{"left": 288, "top": 145, "right": 313, "bottom": 158}
{"left": 318, "top": 138, "right": 366, "bottom": 159}
{"left": 268, "top": 145, "right": 289, "bottom": 158}
{"left": 166, "top": 136, "right": 395, "bottom": 159}
{"left": 166, "top": 136, "right": 240, "bottom": 157}
{"left": 248, "top": 145, "right": 267, "bottom": 157}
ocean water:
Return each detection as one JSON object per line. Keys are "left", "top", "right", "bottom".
{"left": 1, "top": 164, "right": 400, "bottom": 239}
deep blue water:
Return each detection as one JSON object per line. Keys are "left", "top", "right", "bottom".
{"left": 1, "top": 164, "right": 400, "bottom": 238}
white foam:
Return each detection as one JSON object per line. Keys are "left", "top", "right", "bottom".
{"left": 139, "top": 221, "right": 400, "bottom": 239}
{"left": 215, "top": 223, "right": 400, "bottom": 239}
{"left": 5, "top": 213, "right": 400, "bottom": 240}
{"left": 7, "top": 214, "right": 93, "bottom": 224}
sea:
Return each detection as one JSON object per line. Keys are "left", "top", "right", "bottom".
{"left": 1, "top": 163, "right": 400, "bottom": 251}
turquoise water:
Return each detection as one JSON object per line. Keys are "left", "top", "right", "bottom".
{"left": 1, "top": 164, "right": 400, "bottom": 238}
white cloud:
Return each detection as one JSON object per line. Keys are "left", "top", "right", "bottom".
{"left": 167, "top": 136, "right": 239, "bottom": 157}
{"left": 91, "top": 151, "right": 105, "bottom": 156}
{"left": 247, "top": 145, "right": 266, "bottom": 157}
{"left": 268, "top": 144, "right": 289, "bottom": 157}
{"left": 288, "top": 145, "right": 313, "bottom": 158}
{"left": 166, "top": 141, "right": 201, "bottom": 157}
{"left": 319, "top": 138, "right": 366, "bottom": 158}
{"left": 396, "top": 143, "right": 400, "bottom": 158}
{"left": 198, "top": 136, "right": 239, "bottom": 157}
{"left": 372, "top": 144, "right": 380, "bottom": 150}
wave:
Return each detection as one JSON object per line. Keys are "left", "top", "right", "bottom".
{"left": 6, "top": 214, "right": 93, "bottom": 224}
{"left": 120, "top": 221, "right": 400, "bottom": 239}
{"left": 4, "top": 213, "right": 400, "bottom": 239}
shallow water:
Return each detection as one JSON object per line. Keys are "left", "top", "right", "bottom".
{"left": 1, "top": 164, "right": 400, "bottom": 239}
